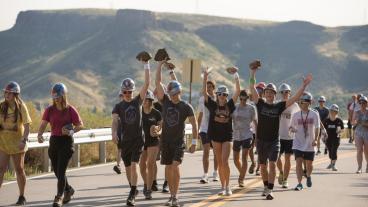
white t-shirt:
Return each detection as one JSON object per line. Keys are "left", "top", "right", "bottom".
{"left": 349, "top": 101, "right": 361, "bottom": 112}
{"left": 232, "top": 103, "right": 257, "bottom": 141}
{"left": 279, "top": 102, "right": 300, "bottom": 140}
{"left": 198, "top": 96, "right": 210, "bottom": 133}
{"left": 291, "top": 109, "right": 320, "bottom": 152}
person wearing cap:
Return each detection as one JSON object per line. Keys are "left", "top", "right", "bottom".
{"left": 249, "top": 60, "right": 312, "bottom": 200}
{"left": 113, "top": 91, "right": 123, "bottom": 175}
{"left": 352, "top": 95, "right": 368, "bottom": 174}
{"left": 155, "top": 60, "right": 198, "bottom": 207}
{"left": 232, "top": 90, "right": 257, "bottom": 187}
{"left": 198, "top": 80, "right": 219, "bottom": 184}
{"left": 37, "top": 83, "right": 83, "bottom": 207}
{"left": 111, "top": 58, "right": 150, "bottom": 206}
{"left": 322, "top": 104, "right": 344, "bottom": 171}
{"left": 203, "top": 67, "right": 240, "bottom": 196}
{"left": 276, "top": 83, "right": 300, "bottom": 188}
{"left": 314, "top": 96, "right": 329, "bottom": 155}
{"left": 0, "top": 82, "right": 31, "bottom": 206}
{"left": 290, "top": 92, "right": 320, "bottom": 191}
{"left": 139, "top": 90, "right": 162, "bottom": 200}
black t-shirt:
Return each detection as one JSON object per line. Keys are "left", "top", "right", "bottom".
{"left": 323, "top": 118, "right": 344, "bottom": 140}
{"left": 205, "top": 97, "right": 236, "bottom": 141}
{"left": 256, "top": 98, "right": 286, "bottom": 142}
{"left": 153, "top": 102, "right": 162, "bottom": 113}
{"left": 161, "top": 94, "right": 194, "bottom": 143}
{"left": 142, "top": 108, "right": 162, "bottom": 141}
{"left": 315, "top": 106, "right": 329, "bottom": 122}
{"left": 112, "top": 95, "right": 143, "bottom": 142}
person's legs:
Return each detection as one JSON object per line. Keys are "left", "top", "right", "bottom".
{"left": 268, "top": 161, "right": 276, "bottom": 189}
{"left": 355, "top": 137, "right": 364, "bottom": 170}
{"left": 363, "top": 139, "right": 368, "bottom": 171}
{"left": 276, "top": 156, "right": 283, "bottom": 175}
{"left": 306, "top": 160, "right": 313, "bottom": 177}
{"left": 202, "top": 143, "right": 210, "bottom": 174}
{"left": 284, "top": 154, "right": 292, "bottom": 180}
{"left": 139, "top": 150, "right": 148, "bottom": 187}
{"left": 240, "top": 148, "right": 249, "bottom": 181}
{"left": 11, "top": 153, "right": 26, "bottom": 196}
{"left": 295, "top": 157, "right": 303, "bottom": 184}
{"left": 146, "top": 146, "right": 159, "bottom": 191}
{"left": 170, "top": 161, "right": 181, "bottom": 197}
{"left": 56, "top": 147, "right": 73, "bottom": 196}
{"left": 212, "top": 141, "right": 224, "bottom": 189}
{"left": 221, "top": 142, "right": 231, "bottom": 188}
{"left": 233, "top": 150, "right": 241, "bottom": 175}
{"left": 0, "top": 150, "right": 10, "bottom": 188}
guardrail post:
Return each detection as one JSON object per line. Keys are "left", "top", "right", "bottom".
{"left": 99, "top": 141, "right": 106, "bottom": 163}
{"left": 42, "top": 148, "right": 50, "bottom": 172}
{"left": 72, "top": 144, "right": 80, "bottom": 168}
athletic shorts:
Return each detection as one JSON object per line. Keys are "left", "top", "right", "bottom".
{"left": 160, "top": 141, "right": 185, "bottom": 165}
{"left": 199, "top": 132, "right": 212, "bottom": 145}
{"left": 144, "top": 137, "right": 159, "bottom": 149}
{"left": 256, "top": 140, "right": 280, "bottom": 164}
{"left": 280, "top": 139, "right": 293, "bottom": 154}
{"left": 293, "top": 150, "right": 315, "bottom": 161}
{"left": 121, "top": 140, "right": 144, "bottom": 167}
{"left": 233, "top": 138, "right": 252, "bottom": 152}
{"left": 347, "top": 120, "right": 352, "bottom": 129}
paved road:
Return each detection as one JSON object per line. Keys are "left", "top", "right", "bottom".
{"left": 1, "top": 139, "right": 367, "bottom": 207}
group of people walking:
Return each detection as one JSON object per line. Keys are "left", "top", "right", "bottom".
{"left": 0, "top": 51, "right": 367, "bottom": 207}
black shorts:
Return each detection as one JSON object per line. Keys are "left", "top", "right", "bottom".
{"left": 233, "top": 139, "right": 252, "bottom": 152}
{"left": 160, "top": 141, "right": 185, "bottom": 165}
{"left": 280, "top": 139, "right": 293, "bottom": 154}
{"left": 294, "top": 150, "right": 315, "bottom": 161}
{"left": 199, "top": 132, "right": 212, "bottom": 145}
{"left": 121, "top": 140, "right": 144, "bottom": 167}
{"left": 256, "top": 140, "right": 280, "bottom": 164}
{"left": 144, "top": 137, "right": 159, "bottom": 149}
{"left": 347, "top": 120, "right": 352, "bottom": 129}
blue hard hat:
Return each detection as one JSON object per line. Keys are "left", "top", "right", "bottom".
{"left": 3, "top": 81, "right": 20, "bottom": 94}
{"left": 167, "top": 81, "right": 182, "bottom": 96}
{"left": 51, "top": 83, "right": 67, "bottom": 99}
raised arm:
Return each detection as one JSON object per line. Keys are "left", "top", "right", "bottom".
{"left": 202, "top": 68, "right": 210, "bottom": 103}
{"left": 249, "top": 61, "right": 260, "bottom": 104}
{"left": 139, "top": 60, "right": 150, "bottom": 100}
{"left": 286, "top": 74, "right": 313, "bottom": 108}
{"left": 232, "top": 72, "right": 241, "bottom": 102}
{"left": 155, "top": 61, "right": 166, "bottom": 101}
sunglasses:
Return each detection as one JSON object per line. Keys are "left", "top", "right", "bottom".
{"left": 122, "top": 91, "right": 132, "bottom": 95}
{"left": 280, "top": 91, "right": 290, "bottom": 94}
{"left": 216, "top": 93, "right": 228, "bottom": 97}
{"left": 300, "top": 100, "right": 311, "bottom": 104}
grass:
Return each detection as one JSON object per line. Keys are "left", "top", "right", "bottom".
{"left": 4, "top": 170, "right": 15, "bottom": 181}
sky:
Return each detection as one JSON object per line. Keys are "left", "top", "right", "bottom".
{"left": 0, "top": 0, "right": 367, "bottom": 31}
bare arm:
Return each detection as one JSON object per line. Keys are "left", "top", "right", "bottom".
{"left": 169, "top": 69, "right": 177, "bottom": 81}
{"left": 197, "top": 112, "right": 203, "bottom": 132}
{"left": 249, "top": 68, "right": 259, "bottom": 104}
{"left": 232, "top": 73, "right": 241, "bottom": 103}
{"left": 22, "top": 123, "right": 30, "bottom": 141}
{"left": 155, "top": 61, "right": 166, "bottom": 101}
{"left": 139, "top": 61, "right": 150, "bottom": 100}
{"left": 286, "top": 74, "right": 313, "bottom": 108}
{"left": 37, "top": 120, "right": 48, "bottom": 143}
{"left": 112, "top": 114, "right": 119, "bottom": 144}
{"left": 202, "top": 68, "right": 209, "bottom": 103}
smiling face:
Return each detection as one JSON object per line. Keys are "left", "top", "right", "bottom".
{"left": 121, "top": 90, "right": 133, "bottom": 101}
{"left": 264, "top": 89, "right": 276, "bottom": 103}
{"left": 280, "top": 90, "right": 291, "bottom": 100}
{"left": 216, "top": 92, "right": 228, "bottom": 104}
{"left": 299, "top": 99, "right": 311, "bottom": 111}
{"left": 143, "top": 98, "right": 153, "bottom": 109}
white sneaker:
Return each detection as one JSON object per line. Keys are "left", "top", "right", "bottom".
{"left": 262, "top": 186, "right": 269, "bottom": 196}
{"left": 282, "top": 180, "right": 289, "bottom": 188}
{"left": 356, "top": 167, "right": 362, "bottom": 174}
{"left": 266, "top": 190, "right": 274, "bottom": 200}
{"left": 331, "top": 165, "right": 338, "bottom": 171}
{"left": 218, "top": 188, "right": 226, "bottom": 196}
{"left": 200, "top": 174, "right": 209, "bottom": 184}
{"left": 225, "top": 186, "right": 232, "bottom": 196}
{"left": 213, "top": 171, "right": 219, "bottom": 181}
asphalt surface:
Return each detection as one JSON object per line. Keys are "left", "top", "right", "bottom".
{"left": 1, "top": 139, "right": 367, "bottom": 207}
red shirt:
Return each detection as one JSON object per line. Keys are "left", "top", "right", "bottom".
{"left": 42, "top": 105, "right": 83, "bottom": 136}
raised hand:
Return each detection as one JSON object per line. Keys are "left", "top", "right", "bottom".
{"left": 249, "top": 60, "right": 261, "bottom": 70}
{"left": 302, "top": 73, "right": 313, "bottom": 87}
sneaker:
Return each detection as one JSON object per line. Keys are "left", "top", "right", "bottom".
{"left": 15, "top": 195, "right": 26, "bottom": 206}
{"left": 316, "top": 150, "right": 321, "bottom": 155}
{"left": 332, "top": 165, "right": 338, "bottom": 171}
{"left": 200, "top": 174, "right": 209, "bottom": 184}
{"left": 266, "top": 190, "right": 274, "bottom": 200}
{"left": 144, "top": 190, "right": 152, "bottom": 200}
{"left": 165, "top": 196, "right": 173, "bottom": 206}
{"left": 113, "top": 165, "right": 121, "bottom": 174}
{"left": 53, "top": 196, "right": 63, "bottom": 207}
{"left": 349, "top": 138, "right": 353, "bottom": 143}
{"left": 256, "top": 170, "right": 260, "bottom": 176}
{"left": 218, "top": 188, "right": 226, "bottom": 196}
{"left": 262, "top": 186, "right": 268, "bottom": 196}
{"left": 294, "top": 183, "right": 303, "bottom": 191}
{"left": 306, "top": 176, "right": 312, "bottom": 187}
{"left": 152, "top": 181, "right": 159, "bottom": 191}
{"left": 282, "top": 180, "right": 289, "bottom": 188}
{"left": 171, "top": 197, "right": 180, "bottom": 207}
{"left": 278, "top": 172, "right": 284, "bottom": 185}
{"left": 126, "top": 191, "right": 136, "bottom": 206}
{"left": 238, "top": 178, "right": 245, "bottom": 187}
{"left": 225, "top": 187, "right": 232, "bottom": 196}
{"left": 356, "top": 167, "right": 362, "bottom": 174}
{"left": 326, "top": 163, "right": 332, "bottom": 169}
{"left": 248, "top": 163, "right": 255, "bottom": 174}
{"left": 63, "top": 186, "right": 75, "bottom": 204}
{"left": 324, "top": 148, "right": 328, "bottom": 155}
{"left": 212, "top": 171, "right": 219, "bottom": 182}
{"left": 162, "top": 181, "right": 169, "bottom": 193}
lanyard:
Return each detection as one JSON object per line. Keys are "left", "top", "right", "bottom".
{"left": 301, "top": 110, "right": 310, "bottom": 139}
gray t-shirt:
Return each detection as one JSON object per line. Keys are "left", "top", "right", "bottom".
{"left": 161, "top": 94, "right": 194, "bottom": 144}
{"left": 355, "top": 110, "right": 368, "bottom": 138}
{"left": 233, "top": 103, "right": 257, "bottom": 141}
